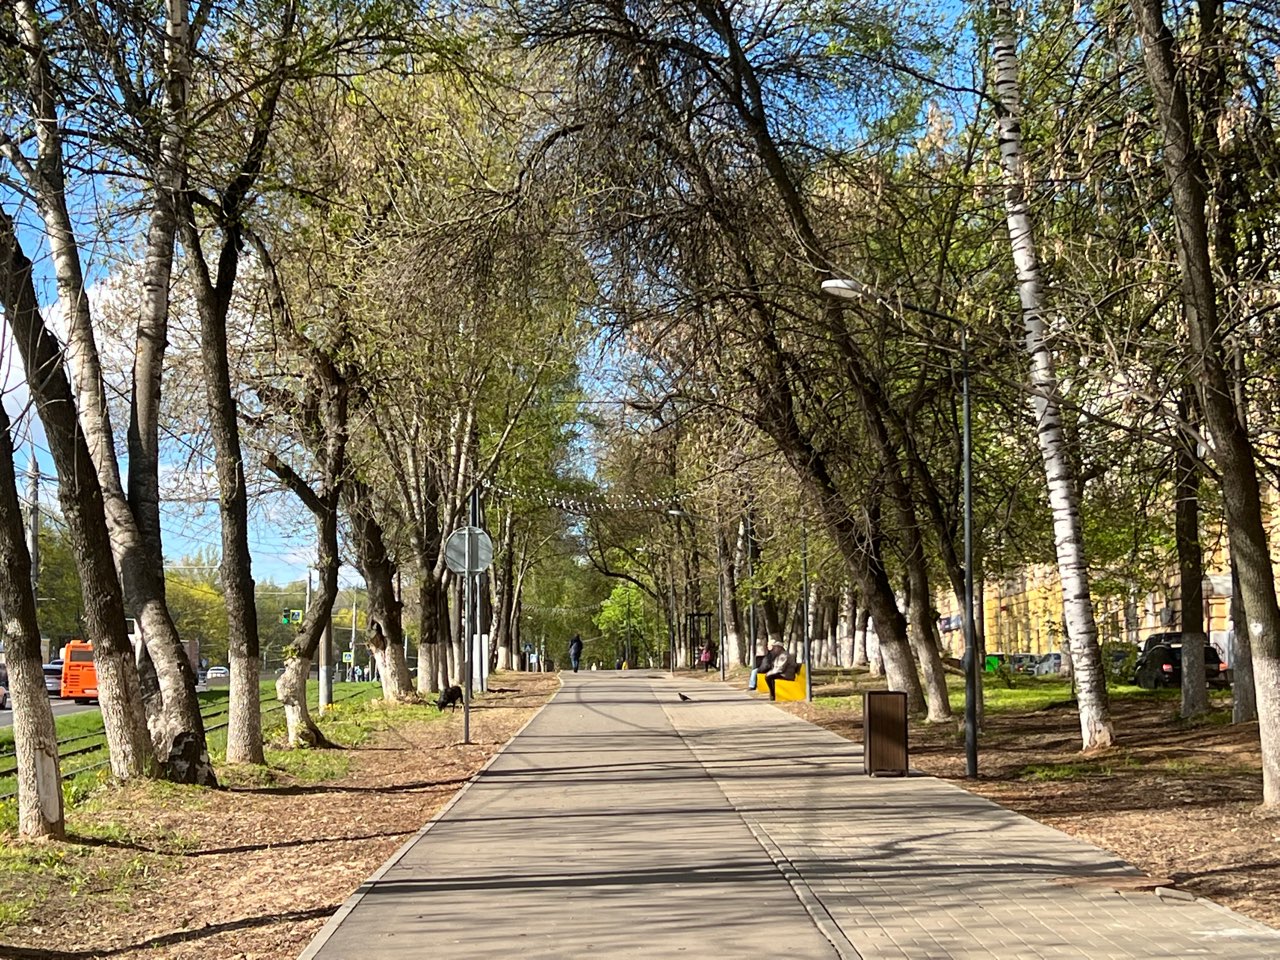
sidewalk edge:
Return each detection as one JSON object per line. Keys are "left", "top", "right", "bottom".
{"left": 297, "top": 677, "right": 564, "bottom": 960}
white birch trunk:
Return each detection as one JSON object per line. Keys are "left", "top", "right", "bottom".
{"left": 276, "top": 657, "right": 324, "bottom": 748}
{"left": 853, "top": 607, "right": 870, "bottom": 668}
{"left": 0, "top": 405, "right": 63, "bottom": 837}
{"left": 992, "top": 0, "right": 1113, "bottom": 749}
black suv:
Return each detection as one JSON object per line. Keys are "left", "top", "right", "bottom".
{"left": 1133, "top": 632, "right": 1228, "bottom": 689}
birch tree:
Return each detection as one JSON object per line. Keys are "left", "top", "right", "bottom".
{"left": 0, "top": 401, "right": 63, "bottom": 837}
{"left": 989, "top": 0, "right": 1112, "bottom": 748}
{"left": 1, "top": 0, "right": 214, "bottom": 781}
{"left": 0, "top": 209, "right": 156, "bottom": 780}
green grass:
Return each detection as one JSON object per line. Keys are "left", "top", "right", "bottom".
{"left": 1018, "top": 753, "right": 1141, "bottom": 781}
{"left": 0, "top": 680, "right": 387, "bottom": 807}
{"left": 0, "top": 899, "right": 30, "bottom": 927}
{"left": 0, "top": 680, "right": 439, "bottom": 933}
{"left": 813, "top": 666, "right": 1192, "bottom": 717}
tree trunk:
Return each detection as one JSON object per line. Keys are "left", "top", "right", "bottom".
{"left": 270, "top": 494, "right": 340, "bottom": 750}
{"left": 345, "top": 477, "right": 413, "bottom": 701}
{"left": 826, "top": 595, "right": 840, "bottom": 666}
{"left": 0, "top": 404, "right": 64, "bottom": 837}
{"left": 178, "top": 211, "right": 264, "bottom": 765}
{"left": 9, "top": 0, "right": 213, "bottom": 783}
{"left": 718, "top": 527, "right": 745, "bottom": 665}
{"left": 1230, "top": 561, "right": 1256, "bottom": 722}
{"left": 992, "top": 0, "right": 1112, "bottom": 749}
{"left": 0, "top": 209, "right": 155, "bottom": 780}
{"left": 1176, "top": 391, "right": 1209, "bottom": 719}
{"left": 418, "top": 573, "right": 444, "bottom": 694}
{"left": 492, "top": 512, "right": 516, "bottom": 671}
{"left": 275, "top": 656, "right": 316, "bottom": 748}
{"left": 853, "top": 605, "right": 870, "bottom": 668}
{"left": 1129, "top": 0, "right": 1280, "bottom": 802}
{"left": 905, "top": 545, "right": 953, "bottom": 722}
{"left": 839, "top": 588, "right": 856, "bottom": 667}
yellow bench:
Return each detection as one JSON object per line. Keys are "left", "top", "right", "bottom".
{"left": 755, "top": 664, "right": 807, "bottom": 701}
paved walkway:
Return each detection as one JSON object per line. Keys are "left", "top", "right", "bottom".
{"left": 299, "top": 673, "right": 1280, "bottom": 959}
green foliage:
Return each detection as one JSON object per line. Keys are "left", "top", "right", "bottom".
{"left": 593, "top": 580, "right": 661, "bottom": 665}
{"left": 164, "top": 549, "right": 229, "bottom": 666}
{"left": 34, "top": 515, "right": 83, "bottom": 644}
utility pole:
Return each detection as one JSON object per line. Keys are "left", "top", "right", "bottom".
{"left": 470, "top": 486, "right": 484, "bottom": 693}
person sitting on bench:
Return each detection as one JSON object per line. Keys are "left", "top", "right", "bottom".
{"left": 765, "top": 643, "right": 797, "bottom": 701}
{"left": 748, "top": 646, "right": 773, "bottom": 691}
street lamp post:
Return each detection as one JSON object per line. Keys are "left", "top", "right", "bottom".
{"left": 715, "top": 531, "right": 727, "bottom": 682}
{"left": 822, "top": 277, "right": 978, "bottom": 777}
{"left": 801, "top": 521, "right": 812, "bottom": 702}
{"left": 745, "top": 513, "right": 756, "bottom": 663}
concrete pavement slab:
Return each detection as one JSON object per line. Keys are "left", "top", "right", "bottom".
{"left": 300, "top": 672, "right": 1280, "bottom": 959}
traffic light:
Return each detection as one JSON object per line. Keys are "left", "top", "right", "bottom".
{"left": 281, "top": 610, "right": 290, "bottom": 625}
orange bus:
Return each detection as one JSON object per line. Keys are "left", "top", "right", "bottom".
{"left": 60, "top": 640, "right": 98, "bottom": 703}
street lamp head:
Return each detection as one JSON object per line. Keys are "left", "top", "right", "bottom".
{"left": 820, "top": 278, "right": 874, "bottom": 301}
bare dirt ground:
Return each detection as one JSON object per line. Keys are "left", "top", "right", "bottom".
{"left": 0, "top": 672, "right": 558, "bottom": 960}
{"left": 7, "top": 665, "right": 1277, "bottom": 957}
{"left": 775, "top": 672, "right": 1280, "bottom": 929}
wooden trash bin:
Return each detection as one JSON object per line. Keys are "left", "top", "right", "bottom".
{"left": 863, "top": 690, "right": 909, "bottom": 776}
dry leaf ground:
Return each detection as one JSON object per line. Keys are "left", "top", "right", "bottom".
{"left": 0, "top": 672, "right": 558, "bottom": 960}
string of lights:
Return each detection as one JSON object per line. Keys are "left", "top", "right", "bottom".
{"left": 479, "top": 476, "right": 680, "bottom": 515}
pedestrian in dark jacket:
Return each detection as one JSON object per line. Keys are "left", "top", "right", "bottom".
{"left": 568, "top": 635, "right": 584, "bottom": 673}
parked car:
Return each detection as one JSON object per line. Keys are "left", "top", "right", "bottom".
{"left": 205, "top": 666, "right": 230, "bottom": 681}
{"left": 43, "top": 662, "right": 63, "bottom": 695}
{"left": 1009, "top": 653, "right": 1039, "bottom": 675}
{"left": 1033, "top": 652, "right": 1064, "bottom": 676}
{"left": 1133, "top": 635, "right": 1228, "bottom": 689}
{"left": 1141, "top": 631, "right": 1182, "bottom": 653}
{"left": 983, "top": 652, "right": 1008, "bottom": 673}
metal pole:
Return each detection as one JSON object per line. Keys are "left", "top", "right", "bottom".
{"left": 471, "top": 486, "right": 485, "bottom": 693}
{"left": 962, "top": 329, "right": 979, "bottom": 778}
{"left": 463, "top": 517, "right": 472, "bottom": 745}
{"left": 716, "top": 532, "right": 727, "bottom": 682}
{"left": 746, "top": 515, "right": 756, "bottom": 654}
{"left": 668, "top": 574, "right": 677, "bottom": 673}
{"left": 802, "top": 521, "right": 812, "bottom": 702}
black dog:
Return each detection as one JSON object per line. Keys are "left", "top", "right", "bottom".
{"left": 435, "top": 684, "right": 463, "bottom": 711}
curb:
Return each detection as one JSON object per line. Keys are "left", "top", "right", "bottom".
{"left": 296, "top": 678, "right": 563, "bottom": 960}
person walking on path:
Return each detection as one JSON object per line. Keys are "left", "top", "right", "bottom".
{"left": 765, "top": 642, "right": 796, "bottom": 700}
{"left": 568, "top": 634, "right": 584, "bottom": 673}
{"left": 698, "top": 640, "right": 715, "bottom": 672}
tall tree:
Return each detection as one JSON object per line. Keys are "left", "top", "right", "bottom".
{"left": 0, "top": 402, "right": 63, "bottom": 837}
{"left": 0, "top": 209, "right": 156, "bottom": 780}
{"left": 990, "top": 0, "right": 1112, "bottom": 748}
{"left": 1, "top": 0, "right": 214, "bottom": 782}
{"left": 1128, "top": 0, "right": 1280, "bottom": 803}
